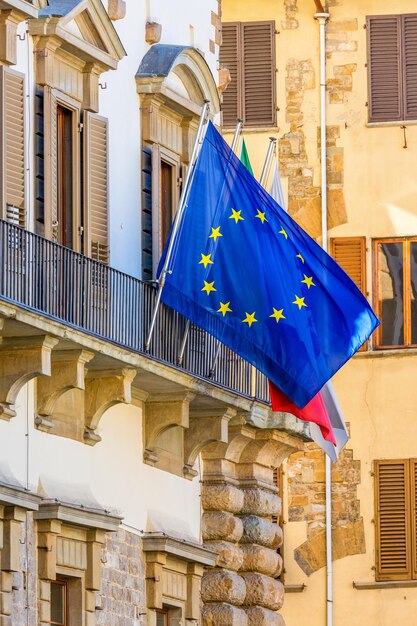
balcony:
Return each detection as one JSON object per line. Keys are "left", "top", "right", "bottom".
{"left": 0, "top": 220, "right": 269, "bottom": 404}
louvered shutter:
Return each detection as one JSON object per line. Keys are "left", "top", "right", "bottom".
{"left": 242, "top": 22, "right": 276, "bottom": 127}
{"left": 43, "top": 86, "right": 58, "bottom": 241}
{"left": 142, "top": 145, "right": 153, "bottom": 281}
{"left": 367, "top": 16, "right": 402, "bottom": 122}
{"left": 83, "top": 112, "right": 109, "bottom": 264}
{"left": 0, "top": 67, "right": 26, "bottom": 226}
{"left": 330, "top": 237, "right": 366, "bottom": 294}
{"left": 220, "top": 23, "right": 240, "bottom": 127}
{"left": 375, "top": 460, "right": 412, "bottom": 581}
{"left": 410, "top": 459, "right": 417, "bottom": 580}
{"left": 403, "top": 15, "right": 417, "bottom": 120}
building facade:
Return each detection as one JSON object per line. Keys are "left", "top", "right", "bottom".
{"left": 0, "top": 1, "right": 312, "bottom": 625}
{"left": 220, "top": 1, "right": 417, "bottom": 625}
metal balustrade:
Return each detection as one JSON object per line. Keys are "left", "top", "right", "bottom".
{"left": 0, "top": 220, "right": 270, "bottom": 403}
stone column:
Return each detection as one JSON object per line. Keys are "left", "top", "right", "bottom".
{"left": 201, "top": 426, "right": 304, "bottom": 626}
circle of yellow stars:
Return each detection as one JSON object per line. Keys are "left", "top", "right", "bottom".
{"left": 197, "top": 208, "right": 317, "bottom": 326}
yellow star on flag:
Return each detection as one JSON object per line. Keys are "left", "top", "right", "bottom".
{"left": 199, "top": 253, "right": 214, "bottom": 269}
{"left": 296, "top": 253, "right": 305, "bottom": 263}
{"left": 209, "top": 226, "right": 223, "bottom": 241}
{"left": 301, "top": 274, "right": 315, "bottom": 289}
{"left": 229, "top": 208, "right": 244, "bottom": 223}
{"left": 242, "top": 312, "right": 257, "bottom": 327}
{"left": 255, "top": 209, "right": 268, "bottom": 224}
{"left": 270, "top": 308, "right": 286, "bottom": 323}
{"left": 202, "top": 281, "right": 217, "bottom": 295}
{"left": 293, "top": 295, "right": 307, "bottom": 310}
{"left": 279, "top": 227, "right": 288, "bottom": 239}
{"left": 217, "top": 301, "right": 232, "bottom": 316}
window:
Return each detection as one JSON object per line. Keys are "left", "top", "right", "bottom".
{"left": 367, "top": 14, "right": 417, "bottom": 122}
{"left": 50, "top": 580, "right": 68, "bottom": 626}
{"left": 57, "top": 105, "right": 74, "bottom": 249}
{"left": 373, "top": 237, "right": 417, "bottom": 348}
{"left": 374, "top": 459, "right": 417, "bottom": 581}
{"left": 220, "top": 21, "right": 276, "bottom": 128}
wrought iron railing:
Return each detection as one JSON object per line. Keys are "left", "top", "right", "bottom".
{"left": 0, "top": 220, "right": 269, "bottom": 403}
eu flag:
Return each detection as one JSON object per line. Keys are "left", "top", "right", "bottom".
{"left": 160, "top": 122, "right": 379, "bottom": 407}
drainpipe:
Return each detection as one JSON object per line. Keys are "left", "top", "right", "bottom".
{"left": 314, "top": 8, "right": 332, "bottom": 626}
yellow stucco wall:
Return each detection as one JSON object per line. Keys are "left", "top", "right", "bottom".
{"left": 222, "top": 1, "right": 417, "bottom": 624}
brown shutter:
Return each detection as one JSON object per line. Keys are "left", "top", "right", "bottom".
{"left": 0, "top": 67, "right": 26, "bottom": 226}
{"left": 242, "top": 21, "right": 276, "bottom": 127}
{"left": 403, "top": 15, "right": 417, "bottom": 120}
{"left": 411, "top": 459, "right": 417, "bottom": 579}
{"left": 43, "top": 86, "right": 58, "bottom": 241}
{"left": 375, "top": 459, "right": 412, "bottom": 581}
{"left": 330, "top": 237, "right": 366, "bottom": 294}
{"left": 83, "top": 112, "right": 109, "bottom": 264}
{"left": 220, "top": 22, "right": 240, "bottom": 127}
{"left": 367, "top": 16, "right": 402, "bottom": 122}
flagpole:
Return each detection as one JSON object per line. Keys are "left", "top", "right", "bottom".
{"left": 145, "top": 101, "right": 210, "bottom": 352}
{"left": 259, "top": 137, "right": 277, "bottom": 186}
{"left": 177, "top": 118, "right": 243, "bottom": 367}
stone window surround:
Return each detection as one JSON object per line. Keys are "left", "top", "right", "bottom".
{"left": 34, "top": 500, "right": 122, "bottom": 626}
{"left": 143, "top": 532, "right": 217, "bottom": 625}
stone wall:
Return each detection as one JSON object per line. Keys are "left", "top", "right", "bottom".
{"left": 286, "top": 434, "right": 366, "bottom": 576}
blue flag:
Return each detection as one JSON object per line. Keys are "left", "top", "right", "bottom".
{"left": 160, "top": 122, "right": 379, "bottom": 407}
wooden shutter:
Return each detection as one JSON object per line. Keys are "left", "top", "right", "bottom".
{"left": 242, "top": 22, "right": 276, "bottom": 127}
{"left": 375, "top": 460, "right": 412, "bottom": 580}
{"left": 43, "top": 86, "right": 58, "bottom": 241}
{"left": 220, "top": 23, "right": 240, "bottom": 127}
{"left": 330, "top": 237, "right": 366, "bottom": 294}
{"left": 411, "top": 459, "right": 417, "bottom": 579}
{"left": 367, "top": 16, "right": 402, "bottom": 122}
{"left": 403, "top": 15, "right": 417, "bottom": 120}
{"left": 142, "top": 145, "right": 153, "bottom": 281}
{"left": 0, "top": 67, "right": 26, "bottom": 227}
{"left": 83, "top": 112, "right": 109, "bottom": 264}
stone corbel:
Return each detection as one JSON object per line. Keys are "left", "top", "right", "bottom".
{"left": 82, "top": 61, "right": 106, "bottom": 113}
{"left": 29, "top": 33, "right": 61, "bottom": 87}
{"left": 0, "top": 505, "right": 26, "bottom": 572}
{"left": 35, "top": 350, "right": 94, "bottom": 432}
{"left": 0, "top": 335, "right": 58, "bottom": 421}
{"left": 143, "top": 391, "right": 195, "bottom": 467}
{"left": 183, "top": 407, "right": 236, "bottom": 480}
{"left": 0, "top": 9, "right": 28, "bottom": 66}
{"left": 144, "top": 551, "right": 167, "bottom": 610}
{"left": 83, "top": 368, "right": 137, "bottom": 445}
{"left": 186, "top": 562, "right": 205, "bottom": 620}
{"left": 36, "top": 518, "right": 62, "bottom": 581}
{"left": 85, "top": 529, "right": 107, "bottom": 591}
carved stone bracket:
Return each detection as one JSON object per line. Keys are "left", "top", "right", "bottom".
{"left": 0, "top": 335, "right": 58, "bottom": 421}
{"left": 143, "top": 391, "right": 195, "bottom": 467}
{"left": 36, "top": 350, "right": 95, "bottom": 432}
{"left": 0, "top": 7, "right": 36, "bottom": 66}
{"left": 183, "top": 407, "right": 236, "bottom": 480}
{"left": 83, "top": 368, "right": 137, "bottom": 445}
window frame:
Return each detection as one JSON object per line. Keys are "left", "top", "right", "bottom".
{"left": 367, "top": 13, "right": 417, "bottom": 123}
{"left": 50, "top": 579, "right": 68, "bottom": 626}
{"left": 373, "top": 236, "right": 417, "bottom": 349}
{"left": 221, "top": 20, "right": 277, "bottom": 129}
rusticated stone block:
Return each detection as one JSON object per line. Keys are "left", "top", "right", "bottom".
{"left": 202, "top": 604, "right": 248, "bottom": 626}
{"left": 207, "top": 541, "right": 244, "bottom": 571}
{"left": 202, "top": 512, "right": 243, "bottom": 542}
{"left": 202, "top": 484, "right": 244, "bottom": 514}
{"left": 246, "top": 606, "right": 286, "bottom": 626}
{"left": 240, "top": 516, "right": 282, "bottom": 549}
{"left": 240, "top": 545, "right": 283, "bottom": 577}
{"left": 242, "top": 573, "right": 284, "bottom": 611}
{"left": 241, "top": 488, "right": 280, "bottom": 517}
{"left": 201, "top": 571, "right": 246, "bottom": 605}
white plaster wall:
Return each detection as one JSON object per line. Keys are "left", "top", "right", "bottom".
{"left": 0, "top": 383, "right": 202, "bottom": 541}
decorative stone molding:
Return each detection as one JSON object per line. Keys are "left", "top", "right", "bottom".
{"left": 183, "top": 407, "right": 236, "bottom": 479}
{"left": 108, "top": 0, "right": 125, "bottom": 21}
{"left": 36, "top": 349, "right": 95, "bottom": 431}
{"left": 0, "top": 7, "right": 34, "bottom": 66}
{"left": 201, "top": 426, "right": 305, "bottom": 626}
{"left": 143, "top": 391, "right": 195, "bottom": 473}
{"left": 34, "top": 501, "right": 121, "bottom": 625}
{"left": 84, "top": 367, "right": 137, "bottom": 444}
{"left": 143, "top": 533, "right": 216, "bottom": 622}
{"left": 145, "top": 20, "right": 161, "bottom": 44}
{"left": 0, "top": 335, "right": 58, "bottom": 420}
